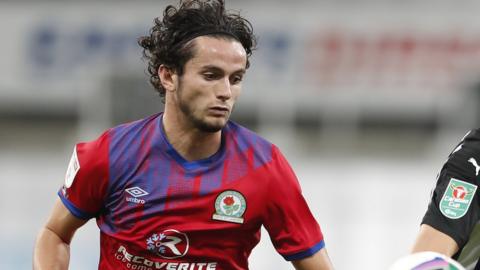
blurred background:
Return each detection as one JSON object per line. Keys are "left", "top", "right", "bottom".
{"left": 1, "top": 0, "right": 480, "bottom": 269}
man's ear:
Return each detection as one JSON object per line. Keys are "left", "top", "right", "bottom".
{"left": 158, "top": 65, "right": 177, "bottom": 92}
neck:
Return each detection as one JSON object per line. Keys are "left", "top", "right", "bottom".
{"left": 162, "top": 111, "right": 223, "bottom": 162}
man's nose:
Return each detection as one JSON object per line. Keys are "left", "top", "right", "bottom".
{"left": 216, "top": 77, "right": 232, "bottom": 101}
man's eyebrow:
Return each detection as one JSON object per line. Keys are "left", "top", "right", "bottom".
{"left": 200, "top": 65, "right": 224, "bottom": 72}
{"left": 200, "top": 65, "right": 246, "bottom": 74}
{"left": 234, "top": 69, "right": 246, "bottom": 75}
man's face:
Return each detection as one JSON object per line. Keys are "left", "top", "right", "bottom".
{"left": 174, "top": 36, "right": 247, "bottom": 133}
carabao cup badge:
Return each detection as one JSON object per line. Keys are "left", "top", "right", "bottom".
{"left": 440, "top": 178, "right": 477, "bottom": 219}
{"left": 212, "top": 190, "right": 246, "bottom": 224}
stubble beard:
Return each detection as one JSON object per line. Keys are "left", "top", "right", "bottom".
{"left": 177, "top": 86, "right": 228, "bottom": 134}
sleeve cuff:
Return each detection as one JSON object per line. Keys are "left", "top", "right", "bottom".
{"left": 57, "top": 190, "right": 94, "bottom": 220}
{"left": 282, "top": 240, "right": 325, "bottom": 261}
{"left": 421, "top": 217, "right": 464, "bottom": 248}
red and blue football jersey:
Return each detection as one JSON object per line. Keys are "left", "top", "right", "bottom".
{"left": 59, "top": 113, "right": 324, "bottom": 270}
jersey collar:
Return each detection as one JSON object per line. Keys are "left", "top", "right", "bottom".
{"left": 158, "top": 114, "right": 227, "bottom": 171}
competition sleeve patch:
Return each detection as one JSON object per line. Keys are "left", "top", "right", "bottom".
{"left": 64, "top": 146, "right": 80, "bottom": 188}
{"left": 439, "top": 178, "right": 477, "bottom": 219}
{"left": 59, "top": 131, "right": 111, "bottom": 218}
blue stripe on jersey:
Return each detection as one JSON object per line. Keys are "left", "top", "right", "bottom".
{"left": 103, "top": 114, "right": 161, "bottom": 233}
{"left": 253, "top": 135, "right": 273, "bottom": 169}
{"left": 141, "top": 125, "right": 171, "bottom": 218}
{"left": 109, "top": 115, "right": 161, "bottom": 187}
{"left": 135, "top": 116, "right": 171, "bottom": 220}
{"left": 282, "top": 240, "right": 325, "bottom": 261}
{"left": 228, "top": 121, "right": 273, "bottom": 169}
{"left": 199, "top": 162, "right": 224, "bottom": 195}
{"left": 57, "top": 191, "right": 94, "bottom": 220}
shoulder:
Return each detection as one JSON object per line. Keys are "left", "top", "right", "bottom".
{"left": 225, "top": 121, "right": 271, "bottom": 146}
{"left": 440, "top": 129, "right": 480, "bottom": 184}
{"left": 225, "top": 121, "right": 283, "bottom": 168}
{"left": 226, "top": 121, "right": 274, "bottom": 152}
{"left": 76, "top": 113, "right": 161, "bottom": 165}
{"left": 108, "top": 113, "right": 161, "bottom": 146}
{"left": 459, "top": 129, "right": 480, "bottom": 152}
{"left": 79, "top": 113, "right": 160, "bottom": 147}
{"left": 446, "top": 129, "right": 480, "bottom": 166}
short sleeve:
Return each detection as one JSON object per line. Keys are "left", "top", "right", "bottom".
{"left": 263, "top": 146, "right": 324, "bottom": 261}
{"left": 58, "top": 131, "right": 110, "bottom": 220}
{"left": 422, "top": 130, "right": 480, "bottom": 248}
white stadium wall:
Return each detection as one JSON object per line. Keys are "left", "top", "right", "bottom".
{"left": 1, "top": 1, "right": 480, "bottom": 128}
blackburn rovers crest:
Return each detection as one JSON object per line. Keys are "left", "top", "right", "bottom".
{"left": 212, "top": 190, "right": 246, "bottom": 224}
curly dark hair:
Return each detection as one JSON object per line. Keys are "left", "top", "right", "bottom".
{"left": 138, "top": 0, "right": 257, "bottom": 101}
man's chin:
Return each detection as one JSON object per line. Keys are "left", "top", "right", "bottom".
{"left": 195, "top": 119, "right": 227, "bottom": 133}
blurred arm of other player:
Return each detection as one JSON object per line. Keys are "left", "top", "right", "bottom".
{"left": 411, "top": 129, "right": 480, "bottom": 265}
{"left": 33, "top": 198, "right": 88, "bottom": 270}
{"left": 292, "top": 248, "right": 334, "bottom": 270}
{"left": 411, "top": 224, "right": 459, "bottom": 256}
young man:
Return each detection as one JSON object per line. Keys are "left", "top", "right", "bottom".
{"left": 412, "top": 129, "right": 480, "bottom": 269}
{"left": 33, "top": 1, "right": 334, "bottom": 269}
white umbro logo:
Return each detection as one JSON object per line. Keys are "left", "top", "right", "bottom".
{"left": 125, "top": 187, "right": 149, "bottom": 197}
{"left": 468, "top": 158, "right": 480, "bottom": 176}
{"left": 125, "top": 187, "right": 149, "bottom": 205}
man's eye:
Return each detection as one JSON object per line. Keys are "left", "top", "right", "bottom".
{"left": 232, "top": 76, "right": 243, "bottom": 84}
{"left": 203, "top": 73, "right": 218, "bottom": 80}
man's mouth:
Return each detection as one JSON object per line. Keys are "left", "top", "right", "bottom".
{"left": 208, "top": 106, "right": 230, "bottom": 116}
